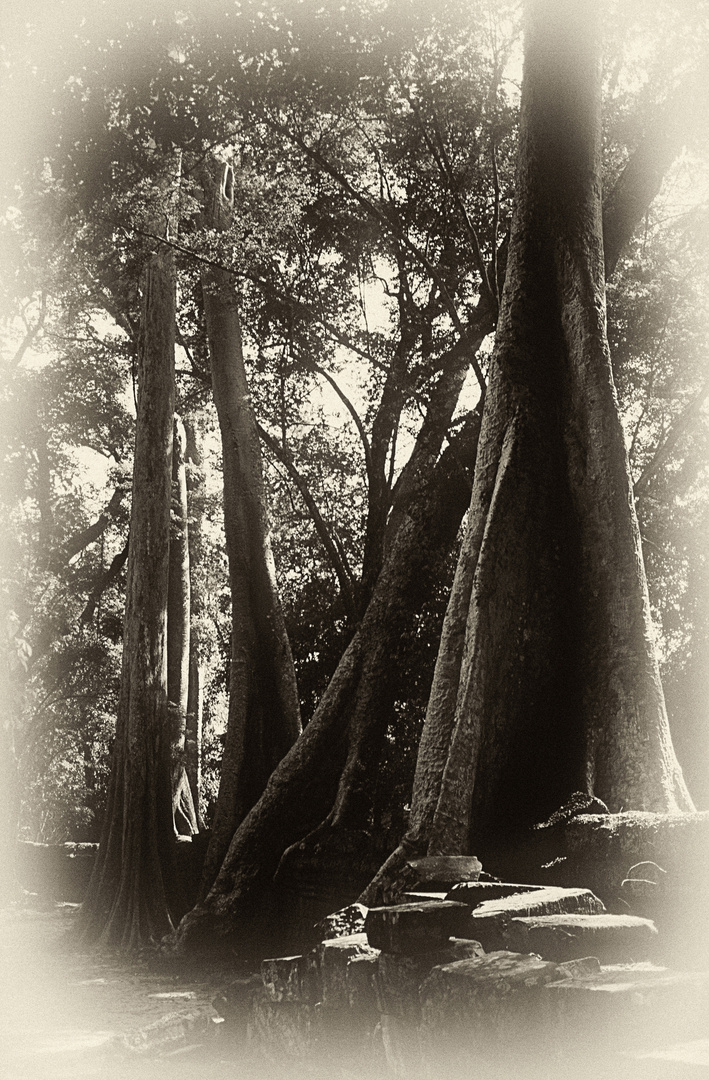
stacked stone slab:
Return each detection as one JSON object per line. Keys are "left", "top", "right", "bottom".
{"left": 215, "top": 868, "right": 709, "bottom": 1079}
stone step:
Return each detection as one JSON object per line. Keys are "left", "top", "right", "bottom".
{"left": 375, "top": 938, "right": 485, "bottom": 1018}
{"left": 365, "top": 900, "right": 472, "bottom": 954}
{"left": 419, "top": 949, "right": 562, "bottom": 1064}
{"left": 505, "top": 913, "right": 658, "bottom": 963}
{"left": 544, "top": 963, "right": 709, "bottom": 1052}
{"left": 469, "top": 886, "right": 605, "bottom": 950}
{"left": 447, "top": 880, "right": 545, "bottom": 906}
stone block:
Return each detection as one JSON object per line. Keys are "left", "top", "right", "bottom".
{"left": 314, "top": 902, "right": 368, "bottom": 941}
{"left": 365, "top": 901, "right": 472, "bottom": 954}
{"left": 406, "top": 854, "right": 482, "bottom": 888}
{"left": 248, "top": 990, "right": 316, "bottom": 1061}
{"left": 475, "top": 885, "right": 605, "bottom": 919}
{"left": 261, "top": 954, "right": 308, "bottom": 1003}
{"left": 419, "top": 950, "right": 562, "bottom": 1062}
{"left": 543, "top": 965, "right": 709, "bottom": 1052}
{"left": 469, "top": 886, "right": 605, "bottom": 951}
{"left": 556, "top": 956, "right": 602, "bottom": 978}
{"left": 447, "top": 880, "right": 544, "bottom": 906}
{"left": 375, "top": 939, "right": 485, "bottom": 1019}
{"left": 505, "top": 913, "right": 658, "bottom": 963}
{"left": 317, "top": 932, "right": 379, "bottom": 1009}
{"left": 346, "top": 952, "right": 380, "bottom": 1018}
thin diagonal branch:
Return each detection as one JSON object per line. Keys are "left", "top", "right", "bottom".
{"left": 257, "top": 424, "right": 359, "bottom": 622}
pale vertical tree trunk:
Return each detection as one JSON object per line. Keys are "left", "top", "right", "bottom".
{"left": 81, "top": 234, "right": 178, "bottom": 948}
{"left": 198, "top": 161, "right": 301, "bottom": 897}
{"left": 168, "top": 414, "right": 198, "bottom": 835}
{"left": 184, "top": 417, "right": 205, "bottom": 826}
{"left": 364, "top": 0, "right": 692, "bottom": 903}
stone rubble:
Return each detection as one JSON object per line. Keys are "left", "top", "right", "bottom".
{"left": 215, "top": 863, "right": 709, "bottom": 1078}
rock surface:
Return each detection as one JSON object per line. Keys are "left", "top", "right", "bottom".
{"left": 375, "top": 938, "right": 486, "bottom": 1018}
{"left": 365, "top": 900, "right": 472, "bottom": 953}
{"left": 504, "top": 913, "right": 658, "bottom": 963}
{"left": 317, "top": 932, "right": 379, "bottom": 1009}
{"left": 313, "top": 902, "right": 368, "bottom": 941}
{"left": 447, "top": 880, "right": 544, "bottom": 905}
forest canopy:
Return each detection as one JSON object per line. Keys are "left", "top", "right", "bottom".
{"left": 1, "top": 0, "right": 707, "bottom": 946}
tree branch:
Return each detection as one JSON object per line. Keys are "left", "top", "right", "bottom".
{"left": 57, "top": 486, "right": 127, "bottom": 569}
{"left": 603, "top": 62, "right": 709, "bottom": 278}
{"left": 8, "top": 292, "right": 47, "bottom": 368}
{"left": 79, "top": 539, "right": 129, "bottom": 624}
{"left": 634, "top": 376, "right": 709, "bottom": 500}
{"left": 257, "top": 424, "right": 359, "bottom": 623}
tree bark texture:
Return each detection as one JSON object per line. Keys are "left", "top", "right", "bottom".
{"left": 80, "top": 238, "right": 179, "bottom": 948}
{"left": 198, "top": 161, "right": 302, "bottom": 897}
{"left": 168, "top": 414, "right": 198, "bottom": 835}
{"left": 365, "top": 0, "right": 693, "bottom": 902}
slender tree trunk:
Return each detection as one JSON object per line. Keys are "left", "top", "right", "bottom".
{"left": 168, "top": 414, "right": 198, "bottom": 835}
{"left": 0, "top": 641, "right": 21, "bottom": 899}
{"left": 80, "top": 214, "right": 179, "bottom": 949}
{"left": 184, "top": 417, "right": 205, "bottom": 826}
{"left": 364, "top": 0, "right": 693, "bottom": 904}
{"left": 198, "top": 161, "right": 302, "bottom": 897}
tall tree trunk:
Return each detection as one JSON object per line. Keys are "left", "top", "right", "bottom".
{"left": 0, "top": 619, "right": 23, "bottom": 900}
{"left": 174, "top": 22, "right": 697, "bottom": 943}
{"left": 364, "top": 0, "right": 693, "bottom": 904}
{"left": 80, "top": 211, "right": 179, "bottom": 949}
{"left": 198, "top": 161, "right": 302, "bottom": 897}
{"left": 174, "top": 406, "right": 480, "bottom": 950}
{"left": 184, "top": 417, "right": 206, "bottom": 826}
{"left": 168, "top": 414, "right": 198, "bottom": 835}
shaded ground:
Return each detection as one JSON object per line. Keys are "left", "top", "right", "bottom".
{"left": 0, "top": 902, "right": 240, "bottom": 1080}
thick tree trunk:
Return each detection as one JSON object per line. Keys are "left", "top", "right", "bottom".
{"left": 364, "top": 0, "right": 693, "bottom": 904}
{"left": 175, "top": 14, "right": 697, "bottom": 942}
{"left": 198, "top": 161, "right": 302, "bottom": 897}
{"left": 80, "top": 234, "right": 179, "bottom": 948}
{"left": 168, "top": 414, "right": 198, "bottom": 835}
{"left": 174, "top": 405, "right": 480, "bottom": 950}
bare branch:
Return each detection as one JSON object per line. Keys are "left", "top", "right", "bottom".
{"left": 8, "top": 291, "right": 47, "bottom": 368}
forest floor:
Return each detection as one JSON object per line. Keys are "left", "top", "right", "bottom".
{"left": 0, "top": 901, "right": 256, "bottom": 1080}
